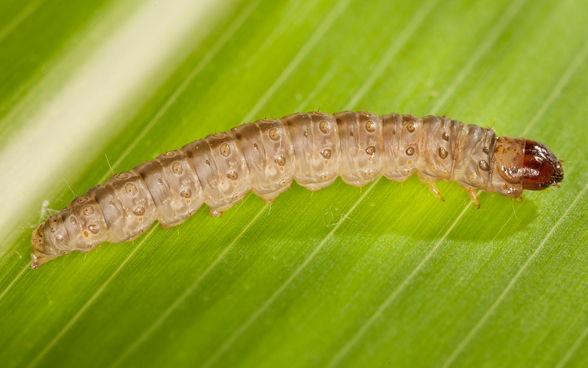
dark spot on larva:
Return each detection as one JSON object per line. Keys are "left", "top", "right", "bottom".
{"left": 406, "top": 147, "right": 415, "bottom": 156}
{"left": 56, "top": 235, "right": 64, "bottom": 242}
{"left": 115, "top": 173, "right": 129, "bottom": 180}
{"left": 220, "top": 142, "right": 231, "bottom": 157}
{"left": 212, "top": 133, "right": 224, "bottom": 138}
{"left": 321, "top": 149, "right": 331, "bottom": 159}
{"left": 279, "top": 179, "right": 290, "bottom": 187}
{"left": 180, "top": 188, "right": 192, "bottom": 198}
{"left": 365, "top": 121, "right": 376, "bottom": 132}
{"left": 172, "top": 162, "right": 183, "bottom": 174}
{"left": 275, "top": 156, "right": 286, "bottom": 166}
{"left": 366, "top": 146, "right": 375, "bottom": 155}
{"left": 205, "top": 160, "right": 210, "bottom": 166}
{"left": 75, "top": 196, "right": 87, "bottom": 204}
{"left": 254, "top": 143, "right": 259, "bottom": 150}
{"left": 350, "top": 131, "right": 354, "bottom": 137}
{"left": 304, "top": 131, "right": 308, "bottom": 138}
{"left": 125, "top": 182, "right": 138, "bottom": 196}
{"left": 157, "top": 179, "right": 163, "bottom": 185}
{"left": 138, "top": 217, "right": 143, "bottom": 222}
{"left": 319, "top": 120, "right": 330, "bottom": 133}
{"left": 227, "top": 171, "right": 238, "bottom": 180}
{"left": 84, "top": 231, "right": 89, "bottom": 237}
{"left": 407, "top": 122, "right": 415, "bottom": 133}
{"left": 393, "top": 129, "right": 397, "bottom": 135}
{"left": 479, "top": 160, "right": 490, "bottom": 171}
{"left": 70, "top": 216, "right": 76, "bottom": 225}
{"left": 438, "top": 147, "right": 448, "bottom": 159}
{"left": 163, "top": 151, "right": 174, "bottom": 157}
{"left": 320, "top": 174, "right": 331, "bottom": 181}
{"left": 133, "top": 206, "right": 145, "bottom": 216}
{"left": 483, "top": 146, "right": 490, "bottom": 154}
{"left": 269, "top": 128, "right": 280, "bottom": 141}
{"left": 232, "top": 193, "right": 241, "bottom": 201}
{"left": 365, "top": 170, "right": 376, "bottom": 178}
{"left": 442, "top": 132, "right": 450, "bottom": 141}
{"left": 82, "top": 205, "right": 94, "bottom": 216}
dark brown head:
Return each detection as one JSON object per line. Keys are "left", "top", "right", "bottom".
{"left": 491, "top": 137, "right": 563, "bottom": 197}
{"left": 521, "top": 139, "right": 564, "bottom": 190}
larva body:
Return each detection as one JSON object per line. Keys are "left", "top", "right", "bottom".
{"left": 31, "top": 112, "right": 564, "bottom": 268}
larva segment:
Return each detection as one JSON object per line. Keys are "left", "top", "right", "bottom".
{"left": 416, "top": 115, "right": 457, "bottom": 182}
{"left": 135, "top": 149, "right": 204, "bottom": 229}
{"left": 31, "top": 224, "right": 51, "bottom": 268}
{"left": 282, "top": 112, "right": 341, "bottom": 191}
{"left": 68, "top": 193, "right": 109, "bottom": 249}
{"left": 182, "top": 131, "right": 250, "bottom": 217}
{"left": 334, "top": 111, "right": 384, "bottom": 187}
{"left": 30, "top": 111, "right": 564, "bottom": 269}
{"left": 88, "top": 170, "right": 157, "bottom": 243}
{"left": 44, "top": 207, "right": 75, "bottom": 255}
{"left": 232, "top": 119, "right": 295, "bottom": 203}
{"left": 43, "top": 212, "right": 70, "bottom": 255}
{"left": 381, "top": 113, "right": 425, "bottom": 181}
{"left": 452, "top": 124, "right": 496, "bottom": 193}
{"left": 490, "top": 136, "right": 525, "bottom": 197}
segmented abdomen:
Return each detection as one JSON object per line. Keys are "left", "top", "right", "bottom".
{"left": 30, "top": 111, "right": 511, "bottom": 268}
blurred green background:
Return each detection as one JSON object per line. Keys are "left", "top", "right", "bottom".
{"left": 1, "top": 0, "right": 588, "bottom": 367}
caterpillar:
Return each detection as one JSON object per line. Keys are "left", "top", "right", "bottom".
{"left": 30, "top": 111, "right": 564, "bottom": 269}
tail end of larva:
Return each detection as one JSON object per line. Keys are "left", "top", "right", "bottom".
{"left": 30, "top": 223, "right": 58, "bottom": 269}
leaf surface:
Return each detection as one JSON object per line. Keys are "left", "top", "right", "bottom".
{"left": 1, "top": 0, "right": 588, "bottom": 367}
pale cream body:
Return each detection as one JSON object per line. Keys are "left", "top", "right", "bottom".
{"left": 31, "top": 112, "right": 523, "bottom": 268}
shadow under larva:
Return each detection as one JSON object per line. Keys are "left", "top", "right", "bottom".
{"left": 30, "top": 111, "right": 564, "bottom": 268}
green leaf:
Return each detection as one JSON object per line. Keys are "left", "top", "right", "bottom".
{"left": 1, "top": 0, "right": 588, "bottom": 367}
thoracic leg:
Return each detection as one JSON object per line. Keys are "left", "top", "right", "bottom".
{"left": 427, "top": 182, "right": 445, "bottom": 202}
{"left": 467, "top": 190, "right": 480, "bottom": 209}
